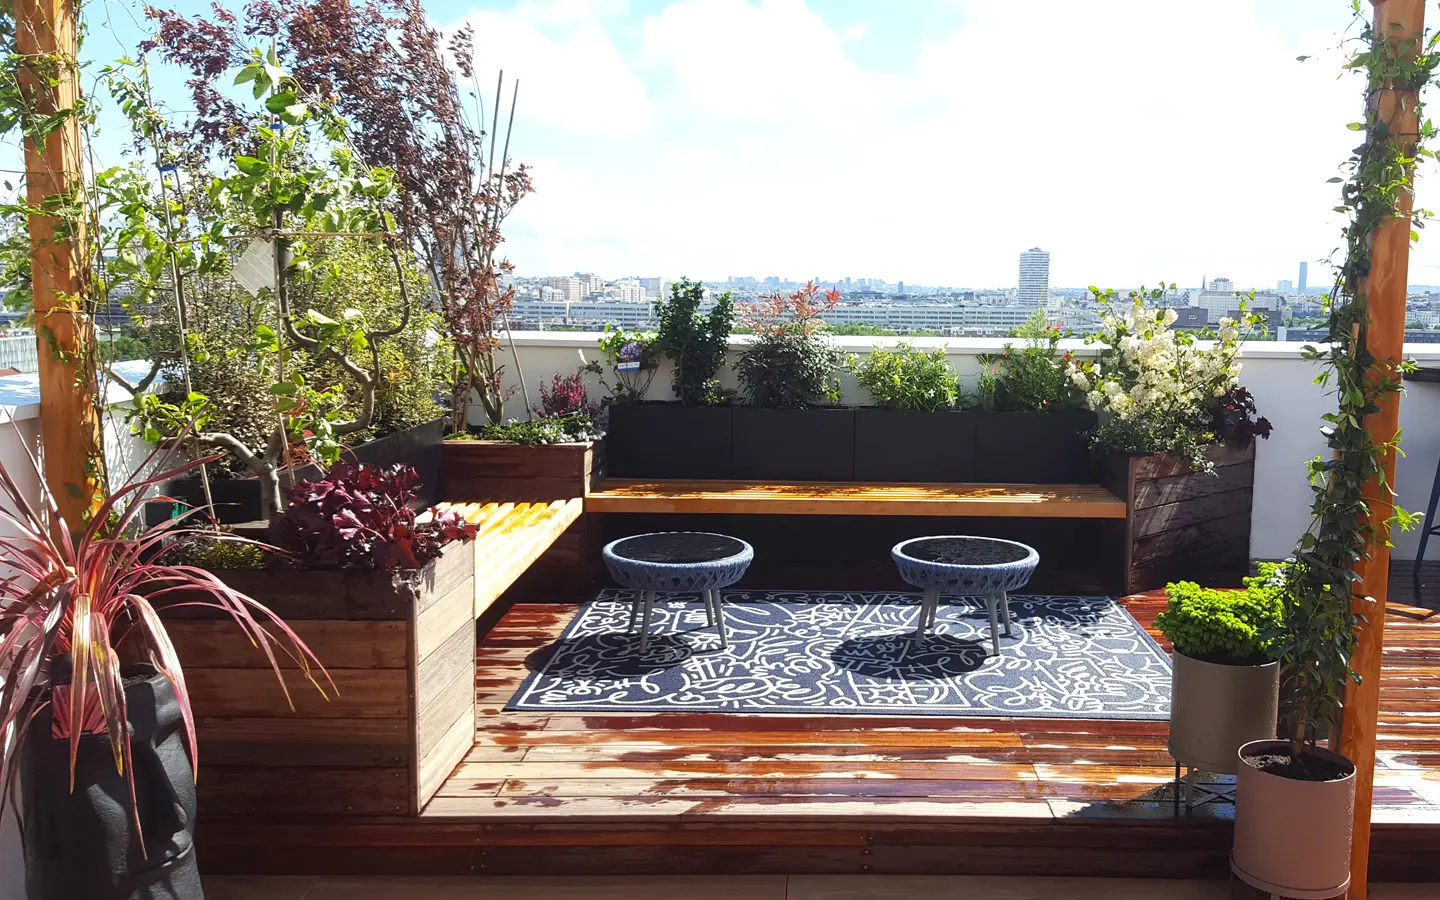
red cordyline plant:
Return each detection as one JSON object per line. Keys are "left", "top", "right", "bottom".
{"left": 740, "top": 280, "right": 841, "bottom": 334}
{"left": 145, "top": 0, "right": 534, "bottom": 429}
{"left": 0, "top": 441, "right": 328, "bottom": 824}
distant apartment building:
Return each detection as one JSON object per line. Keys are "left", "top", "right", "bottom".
{"left": 545, "top": 276, "right": 585, "bottom": 301}
{"left": 609, "top": 279, "right": 647, "bottom": 302}
{"left": 1278, "top": 279, "right": 1294, "bottom": 292}
{"left": 825, "top": 304, "right": 1043, "bottom": 334}
{"left": 511, "top": 299, "right": 653, "bottom": 330}
{"left": 1018, "top": 248, "right": 1050, "bottom": 308}
{"left": 639, "top": 277, "right": 666, "bottom": 297}
{"left": 574, "top": 273, "right": 603, "bottom": 297}
{"left": 1299, "top": 261, "right": 1309, "bottom": 292}
{"left": 1171, "top": 307, "right": 1208, "bottom": 329}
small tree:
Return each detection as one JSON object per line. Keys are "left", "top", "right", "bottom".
{"left": 146, "top": 0, "right": 533, "bottom": 430}
{"left": 653, "top": 277, "right": 733, "bottom": 405}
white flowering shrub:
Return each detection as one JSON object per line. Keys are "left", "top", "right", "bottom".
{"left": 1068, "top": 286, "right": 1266, "bottom": 472}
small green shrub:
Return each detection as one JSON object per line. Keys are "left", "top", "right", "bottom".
{"left": 735, "top": 281, "right": 842, "bottom": 409}
{"left": 1154, "top": 564, "right": 1285, "bottom": 665}
{"left": 653, "top": 278, "right": 733, "bottom": 405}
{"left": 165, "top": 536, "right": 266, "bottom": 570}
{"left": 474, "top": 412, "right": 601, "bottom": 446}
{"left": 976, "top": 311, "right": 1078, "bottom": 412}
{"left": 851, "top": 344, "right": 961, "bottom": 412}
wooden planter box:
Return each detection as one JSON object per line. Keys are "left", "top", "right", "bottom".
{"left": 1105, "top": 442, "right": 1256, "bottom": 594}
{"left": 159, "top": 540, "right": 476, "bottom": 819}
{"left": 442, "top": 439, "right": 602, "bottom": 501}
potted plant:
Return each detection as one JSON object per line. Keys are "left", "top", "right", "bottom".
{"left": 442, "top": 372, "right": 604, "bottom": 500}
{"left": 974, "top": 312, "right": 1096, "bottom": 483}
{"left": 0, "top": 449, "right": 327, "bottom": 900}
{"left": 172, "top": 459, "right": 482, "bottom": 819}
{"left": 1075, "top": 288, "right": 1273, "bottom": 592}
{"left": 733, "top": 281, "right": 851, "bottom": 480}
{"left": 850, "top": 342, "right": 974, "bottom": 481}
{"left": 1154, "top": 569, "right": 1282, "bottom": 778}
{"left": 607, "top": 277, "right": 736, "bottom": 478}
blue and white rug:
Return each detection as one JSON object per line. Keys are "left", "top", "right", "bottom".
{"left": 508, "top": 590, "right": 1172, "bottom": 720}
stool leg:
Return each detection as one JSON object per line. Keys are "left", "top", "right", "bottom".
{"left": 987, "top": 592, "right": 1001, "bottom": 656}
{"left": 1001, "top": 591, "right": 1012, "bottom": 636}
{"left": 704, "top": 590, "right": 715, "bottom": 626}
{"left": 927, "top": 592, "right": 939, "bottom": 629}
{"left": 627, "top": 591, "right": 641, "bottom": 632}
{"left": 710, "top": 589, "right": 727, "bottom": 649}
{"left": 638, "top": 590, "right": 654, "bottom": 654}
{"left": 914, "top": 588, "right": 936, "bottom": 645}
{"left": 1415, "top": 451, "right": 1440, "bottom": 591}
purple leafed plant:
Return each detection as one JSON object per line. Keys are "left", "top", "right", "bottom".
{"left": 275, "top": 461, "right": 479, "bottom": 570}
{"left": 1211, "top": 386, "right": 1274, "bottom": 447}
{"left": 0, "top": 441, "right": 329, "bottom": 822}
{"left": 538, "top": 372, "right": 592, "bottom": 419}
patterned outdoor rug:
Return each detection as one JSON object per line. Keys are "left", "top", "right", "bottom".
{"left": 508, "top": 589, "right": 1172, "bottom": 720}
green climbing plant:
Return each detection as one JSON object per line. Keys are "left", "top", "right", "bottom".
{"left": 1275, "top": 2, "right": 1438, "bottom": 761}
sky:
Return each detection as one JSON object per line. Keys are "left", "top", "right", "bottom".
{"left": 12, "top": 0, "right": 1434, "bottom": 290}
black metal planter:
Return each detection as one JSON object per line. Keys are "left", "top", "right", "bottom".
{"left": 22, "top": 665, "right": 202, "bottom": 900}
{"left": 971, "top": 408, "right": 1097, "bottom": 483}
{"left": 731, "top": 407, "right": 856, "bottom": 481}
{"left": 854, "top": 409, "right": 978, "bottom": 482}
{"left": 605, "top": 403, "right": 735, "bottom": 478}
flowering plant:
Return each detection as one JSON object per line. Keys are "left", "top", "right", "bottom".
{"left": 977, "top": 311, "right": 1079, "bottom": 412}
{"left": 590, "top": 327, "right": 658, "bottom": 404}
{"left": 538, "top": 372, "right": 594, "bottom": 419}
{"left": 1066, "top": 286, "right": 1269, "bottom": 472}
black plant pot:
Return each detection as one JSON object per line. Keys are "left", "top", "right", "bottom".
{"left": 143, "top": 476, "right": 262, "bottom": 527}
{"left": 854, "top": 408, "right": 977, "bottom": 482}
{"left": 605, "top": 403, "right": 735, "bottom": 479}
{"left": 972, "top": 409, "right": 1097, "bottom": 483}
{"left": 142, "top": 417, "right": 446, "bottom": 525}
{"left": 732, "top": 407, "right": 856, "bottom": 481}
{"left": 22, "top": 664, "right": 202, "bottom": 900}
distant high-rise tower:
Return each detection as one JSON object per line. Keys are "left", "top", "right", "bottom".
{"left": 1018, "top": 248, "right": 1050, "bottom": 308}
{"left": 1299, "top": 261, "right": 1308, "bottom": 292}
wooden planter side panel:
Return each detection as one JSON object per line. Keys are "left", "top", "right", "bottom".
{"left": 410, "top": 554, "right": 478, "bottom": 814}
{"left": 165, "top": 542, "right": 476, "bottom": 819}
{"left": 1122, "top": 444, "right": 1255, "bottom": 594}
{"left": 441, "top": 441, "right": 600, "bottom": 502}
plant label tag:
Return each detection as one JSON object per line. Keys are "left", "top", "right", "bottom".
{"left": 233, "top": 237, "right": 276, "bottom": 296}
{"left": 618, "top": 361, "right": 640, "bottom": 372}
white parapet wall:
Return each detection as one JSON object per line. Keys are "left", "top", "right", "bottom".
{"left": 490, "top": 331, "right": 1440, "bottom": 564}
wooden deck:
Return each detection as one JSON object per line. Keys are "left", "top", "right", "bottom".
{"left": 195, "top": 565, "right": 1440, "bottom": 880}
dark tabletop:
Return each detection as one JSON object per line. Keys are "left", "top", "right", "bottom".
{"left": 610, "top": 533, "right": 747, "bottom": 565}
{"left": 902, "top": 537, "right": 1031, "bottom": 566}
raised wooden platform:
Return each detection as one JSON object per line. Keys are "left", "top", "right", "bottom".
{"left": 194, "top": 564, "right": 1440, "bottom": 880}
{"left": 587, "top": 479, "right": 1127, "bottom": 519}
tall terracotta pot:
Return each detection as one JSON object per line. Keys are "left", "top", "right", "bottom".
{"left": 1231, "top": 739, "right": 1357, "bottom": 899}
{"left": 1168, "top": 651, "right": 1279, "bottom": 774}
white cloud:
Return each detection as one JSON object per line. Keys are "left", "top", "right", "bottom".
{"left": 841, "top": 23, "right": 868, "bottom": 42}
{"left": 451, "top": 0, "right": 650, "bottom": 135}
{"left": 464, "top": 0, "right": 1399, "bottom": 290}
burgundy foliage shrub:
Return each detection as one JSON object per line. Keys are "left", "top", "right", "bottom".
{"left": 1211, "top": 386, "right": 1273, "bottom": 447}
{"left": 276, "top": 461, "right": 478, "bottom": 570}
{"left": 539, "top": 372, "right": 590, "bottom": 418}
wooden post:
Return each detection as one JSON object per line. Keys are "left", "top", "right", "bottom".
{"left": 1342, "top": 2, "right": 1426, "bottom": 897}
{"left": 15, "top": 0, "right": 104, "bottom": 529}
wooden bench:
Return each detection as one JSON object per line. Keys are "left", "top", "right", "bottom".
{"left": 586, "top": 479, "right": 1127, "bottom": 519}
{"left": 434, "top": 499, "right": 583, "bottom": 618}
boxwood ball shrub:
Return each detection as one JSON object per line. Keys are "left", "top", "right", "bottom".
{"left": 851, "top": 343, "right": 961, "bottom": 412}
{"left": 1154, "top": 565, "right": 1284, "bottom": 666}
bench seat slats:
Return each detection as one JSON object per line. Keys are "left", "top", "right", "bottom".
{"left": 435, "top": 499, "right": 584, "bottom": 618}
{"left": 586, "top": 480, "right": 1126, "bottom": 519}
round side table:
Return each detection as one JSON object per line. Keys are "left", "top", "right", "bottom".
{"left": 891, "top": 535, "right": 1039, "bottom": 654}
{"left": 602, "top": 532, "right": 754, "bottom": 653}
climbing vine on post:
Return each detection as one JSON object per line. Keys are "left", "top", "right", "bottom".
{"left": 1278, "top": 1, "right": 1438, "bottom": 760}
